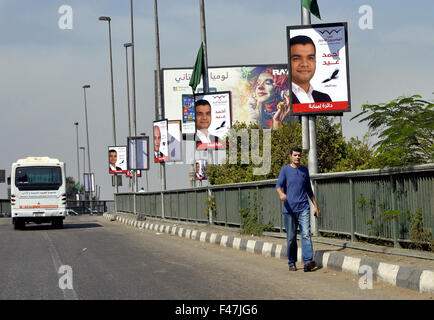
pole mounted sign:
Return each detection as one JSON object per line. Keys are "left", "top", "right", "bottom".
{"left": 286, "top": 22, "right": 351, "bottom": 115}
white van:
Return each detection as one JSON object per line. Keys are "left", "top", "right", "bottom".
{"left": 11, "top": 157, "right": 67, "bottom": 229}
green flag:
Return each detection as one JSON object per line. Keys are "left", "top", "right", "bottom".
{"left": 189, "top": 43, "right": 204, "bottom": 93}
{"left": 302, "top": 0, "right": 321, "bottom": 20}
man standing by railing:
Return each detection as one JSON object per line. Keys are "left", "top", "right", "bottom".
{"left": 276, "top": 146, "right": 319, "bottom": 272}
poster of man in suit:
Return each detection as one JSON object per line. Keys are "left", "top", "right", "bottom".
{"left": 287, "top": 22, "right": 350, "bottom": 115}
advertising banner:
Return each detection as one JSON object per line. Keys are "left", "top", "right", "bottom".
{"left": 127, "top": 136, "right": 149, "bottom": 170}
{"left": 153, "top": 120, "right": 169, "bottom": 163}
{"left": 194, "top": 91, "right": 231, "bottom": 150}
{"left": 83, "top": 173, "right": 95, "bottom": 193}
{"left": 286, "top": 22, "right": 350, "bottom": 115}
{"left": 195, "top": 159, "right": 207, "bottom": 181}
{"left": 126, "top": 170, "right": 141, "bottom": 178}
{"left": 108, "top": 146, "right": 127, "bottom": 174}
{"left": 168, "top": 120, "right": 182, "bottom": 162}
{"left": 162, "top": 64, "right": 297, "bottom": 132}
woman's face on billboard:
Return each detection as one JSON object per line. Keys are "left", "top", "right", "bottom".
{"left": 255, "top": 72, "right": 275, "bottom": 103}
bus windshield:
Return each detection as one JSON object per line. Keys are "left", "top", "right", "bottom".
{"left": 15, "top": 166, "right": 62, "bottom": 190}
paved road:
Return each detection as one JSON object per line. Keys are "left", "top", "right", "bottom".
{"left": 0, "top": 215, "right": 431, "bottom": 300}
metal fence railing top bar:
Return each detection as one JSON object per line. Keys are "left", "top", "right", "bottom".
{"left": 310, "top": 163, "right": 434, "bottom": 180}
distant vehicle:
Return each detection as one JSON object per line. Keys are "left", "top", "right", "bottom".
{"left": 11, "top": 157, "right": 67, "bottom": 230}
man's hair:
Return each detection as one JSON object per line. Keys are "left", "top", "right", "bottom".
{"left": 290, "top": 146, "right": 302, "bottom": 155}
{"left": 290, "top": 35, "right": 316, "bottom": 53}
{"left": 195, "top": 99, "right": 211, "bottom": 109}
{"left": 109, "top": 149, "right": 117, "bottom": 154}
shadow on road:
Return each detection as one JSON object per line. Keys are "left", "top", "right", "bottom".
{"left": 18, "top": 223, "right": 103, "bottom": 231}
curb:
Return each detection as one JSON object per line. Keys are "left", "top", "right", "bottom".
{"left": 103, "top": 213, "right": 434, "bottom": 295}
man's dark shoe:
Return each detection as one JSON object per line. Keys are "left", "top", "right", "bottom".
{"left": 288, "top": 264, "right": 297, "bottom": 271}
{"left": 304, "top": 261, "right": 316, "bottom": 272}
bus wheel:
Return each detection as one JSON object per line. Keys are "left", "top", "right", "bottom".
{"left": 14, "top": 219, "right": 24, "bottom": 230}
{"left": 52, "top": 219, "right": 63, "bottom": 229}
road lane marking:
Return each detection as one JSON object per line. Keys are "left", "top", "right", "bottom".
{"left": 43, "top": 232, "right": 79, "bottom": 300}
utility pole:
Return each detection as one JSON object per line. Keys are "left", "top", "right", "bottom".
{"left": 154, "top": 0, "right": 166, "bottom": 192}
{"left": 199, "top": 0, "right": 213, "bottom": 169}
{"left": 301, "top": 1, "right": 318, "bottom": 236}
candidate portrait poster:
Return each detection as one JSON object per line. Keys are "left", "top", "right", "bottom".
{"left": 108, "top": 146, "right": 127, "bottom": 174}
{"left": 153, "top": 120, "right": 169, "bottom": 162}
{"left": 126, "top": 170, "right": 141, "bottom": 178}
{"left": 286, "top": 22, "right": 350, "bottom": 115}
{"left": 195, "top": 160, "right": 208, "bottom": 181}
{"left": 194, "top": 91, "right": 231, "bottom": 150}
{"left": 168, "top": 120, "right": 182, "bottom": 162}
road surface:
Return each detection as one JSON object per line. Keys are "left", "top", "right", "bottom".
{"left": 0, "top": 215, "right": 431, "bottom": 300}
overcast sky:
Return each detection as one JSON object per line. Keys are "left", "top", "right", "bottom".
{"left": 1, "top": 0, "right": 433, "bottom": 199}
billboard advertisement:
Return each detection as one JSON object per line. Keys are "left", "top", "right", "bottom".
{"left": 127, "top": 136, "right": 149, "bottom": 170}
{"left": 195, "top": 160, "right": 207, "bottom": 181}
{"left": 194, "top": 91, "right": 231, "bottom": 150}
{"left": 83, "top": 173, "right": 95, "bottom": 193}
{"left": 108, "top": 146, "right": 127, "bottom": 174}
{"left": 181, "top": 94, "right": 196, "bottom": 134}
{"left": 162, "top": 64, "right": 298, "bottom": 133}
{"left": 168, "top": 120, "right": 182, "bottom": 162}
{"left": 126, "top": 170, "right": 141, "bottom": 178}
{"left": 153, "top": 120, "right": 169, "bottom": 163}
{"left": 286, "top": 22, "right": 350, "bottom": 115}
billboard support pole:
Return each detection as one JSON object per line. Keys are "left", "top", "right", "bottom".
{"left": 200, "top": 0, "right": 213, "bottom": 168}
{"left": 301, "top": 3, "right": 311, "bottom": 151}
{"left": 301, "top": 1, "right": 318, "bottom": 236}
{"left": 154, "top": 0, "right": 166, "bottom": 192}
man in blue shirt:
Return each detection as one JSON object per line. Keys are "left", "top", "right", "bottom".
{"left": 276, "top": 146, "right": 319, "bottom": 272}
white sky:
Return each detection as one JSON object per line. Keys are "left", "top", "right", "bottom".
{"left": 1, "top": 0, "right": 433, "bottom": 199}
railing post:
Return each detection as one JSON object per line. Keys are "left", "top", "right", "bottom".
{"left": 224, "top": 188, "right": 227, "bottom": 226}
{"left": 350, "top": 178, "right": 356, "bottom": 242}
{"left": 195, "top": 190, "right": 197, "bottom": 220}
{"left": 256, "top": 186, "right": 259, "bottom": 224}
{"left": 208, "top": 187, "right": 213, "bottom": 225}
{"left": 390, "top": 175, "right": 400, "bottom": 248}
{"left": 312, "top": 179, "right": 318, "bottom": 237}
{"left": 161, "top": 192, "right": 165, "bottom": 219}
{"left": 177, "top": 192, "right": 180, "bottom": 219}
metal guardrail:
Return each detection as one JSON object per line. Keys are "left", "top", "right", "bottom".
{"left": 0, "top": 200, "right": 114, "bottom": 217}
{"left": 115, "top": 164, "right": 434, "bottom": 247}
{"left": 0, "top": 199, "right": 11, "bottom": 216}
{"left": 66, "top": 200, "right": 115, "bottom": 215}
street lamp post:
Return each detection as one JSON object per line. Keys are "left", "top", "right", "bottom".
{"left": 129, "top": 0, "right": 138, "bottom": 193}
{"left": 99, "top": 16, "right": 118, "bottom": 194}
{"left": 82, "top": 84, "right": 93, "bottom": 212}
{"left": 154, "top": 0, "right": 166, "bottom": 192}
{"left": 124, "top": 42, "right": 134, "bottom": 193}
{"left": 123, "top": 43, "right": 132, "bottom": 138}
{"left": 80, "top": 146, "right": 85, "bottom": 201}
{"left": 98, "top": 16, "right": 117, "bottom": 146}
{"left": 74, "top": 122, "right": 80, "bottom": 189}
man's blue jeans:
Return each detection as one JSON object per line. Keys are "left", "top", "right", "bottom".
{"left": 283, "top": 210, "right": 313, "bottom": 266}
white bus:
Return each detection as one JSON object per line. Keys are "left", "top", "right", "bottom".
{"left": 11, "top": 157, "right": 67, "bottom": 230}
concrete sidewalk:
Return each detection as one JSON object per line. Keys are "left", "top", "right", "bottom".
{"left": 102, "top": 212, "right": 434, "bottom": 296}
